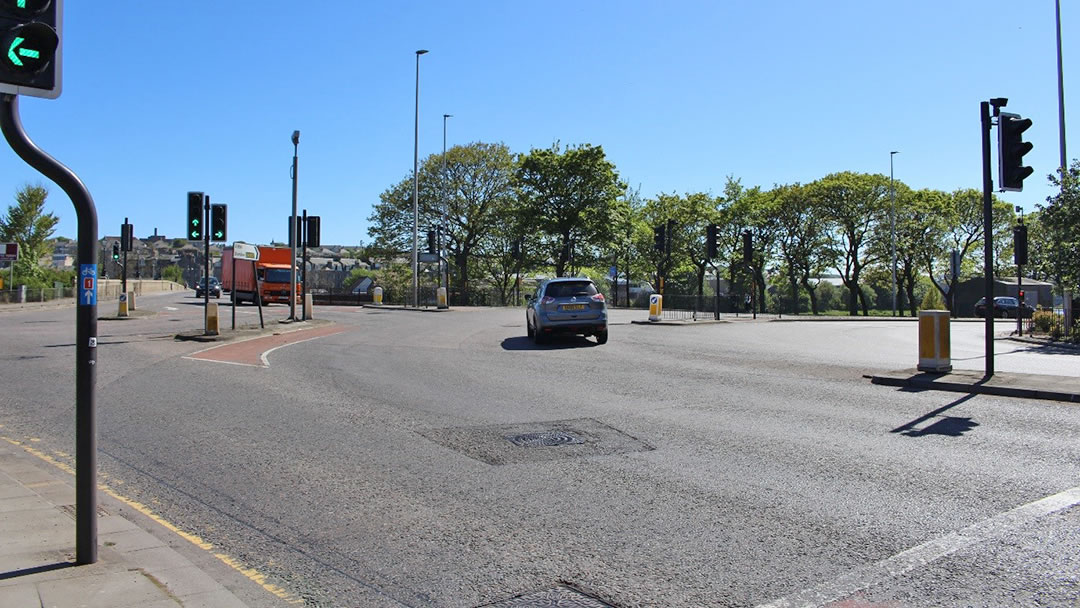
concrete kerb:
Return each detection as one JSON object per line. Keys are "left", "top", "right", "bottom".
{"left": 869, "top": 368, "right": 1080, "bottom": 403}
{"left": 359, "top": 304, "right": 450, "bottom": 312}
{"left": 174, "top": 318, "right": 334, "bottom": 343}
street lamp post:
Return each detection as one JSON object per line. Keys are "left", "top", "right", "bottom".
{"left": 290, "top": 130, "right": 300, "bottom": 321}
{"left": 412, "top": 49, "right": 428, "bottom": 307}
{"left": 890, "top": 150, "right": 899, "bottom": 317}
{"left": 442, "top": 113, "right": 451, "bottom": 293}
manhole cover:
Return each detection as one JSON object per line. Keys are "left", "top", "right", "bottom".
{"left": 505, "top": 431, "right": 584, "bottom": 448}
{"left": 479, "top": 586, "right": 613, "bottom": 607}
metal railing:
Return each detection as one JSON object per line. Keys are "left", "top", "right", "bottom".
{"left": 0, "top": 285, "right": 75, "bottom": 304}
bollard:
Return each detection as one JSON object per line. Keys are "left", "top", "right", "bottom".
{"left": 206, "top": 302, "right": 219, "bottom": 335}
{"left": 304, "top": 293, "right": 314, "bottom": 320}
{"left": 373, "top": 286, "right": 383, "bottom": 306}
{"left": 128, "top": 291, "right": 136, "bottom": 311}
{"left": 117, "top": 293, "right": 129, "bottom": 317}
{"left": 917, "top": 310, "right": 952, "bottom": 372}
{"left": 648, "top": 294, "right": 663, "bottom": 322}
{"left": 437, "top": 286, "right": 448, "bottom": 309}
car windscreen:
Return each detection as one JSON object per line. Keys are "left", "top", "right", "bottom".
{"left": 545, "top": 281, "right": 597, "bottom": 298}
{"left": 264, "top": 269, "right": 293, "bottom": 283}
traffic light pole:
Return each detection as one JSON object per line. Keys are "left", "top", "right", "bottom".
{"left": 301, "top": 209, "right": 307, "bottom": 321}
{"left": 1, "top": 94, "right": 99, "bottom": 564}
{"left": 121, "top": 218, "right": 128, "bottom": 298}
{"left": 204, "top": 196, "right": 210, "bottom": 334}
{"left": 981, "top": 100, "right": 998, "bottom": 378}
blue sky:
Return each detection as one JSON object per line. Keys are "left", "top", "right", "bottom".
{"left": 1, "top": 1, "right": 1074, "bottom": 245}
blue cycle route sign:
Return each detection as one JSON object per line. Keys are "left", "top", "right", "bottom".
{"left": 79, "top": 264, "right": 96, "bottom": 306}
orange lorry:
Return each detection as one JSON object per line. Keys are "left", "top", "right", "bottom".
{"left": 222, "top": 245, "right": 302, "bottom": 305}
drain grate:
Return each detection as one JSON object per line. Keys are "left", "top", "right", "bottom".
{"left": 57, "top": 504, "right": 109, "bottom": 519}
{"left": 505, "top": 431, "right": 584, "bottom": 448}
{"left": 479, "top": 586, "right": 614, "bottom": 607}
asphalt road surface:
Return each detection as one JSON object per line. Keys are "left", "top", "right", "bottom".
{"left": 0, "top": 293, "right": 1077, "bottom": 607}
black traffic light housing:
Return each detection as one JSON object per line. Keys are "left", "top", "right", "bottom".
{"left": 998, "top": 112, "right": 1034, "bottom": 192}
{"left": 120, "top": 222, "right": 133, "bottom": 252}
{"left": 742, "top": 231, "right": 753, "bottom": 265}
{"left": 706, "top": 224, "right": 719, "bottom": 259}
{"left": 1013, "top": 223, "right": 1028, "bottom": 266}
{"left": 0, "top": 0, "right": 61, "bottom": 99}
{"left": 426, "top": 230, "right": 436, "bottom": 254}
{"left": 210, "top": 204, "right": 227, "bottom": 242}
{"left": 305, "top": 216, "right": 320, "bottom": 248}
{"left": 111, "top": 241, "right": 119, "bottom": 261}
{"left": 187, "top": 192, "right": 204, "bottom": 241}
{"left": 653, "top": 224, "right": 666, "bottom": 252}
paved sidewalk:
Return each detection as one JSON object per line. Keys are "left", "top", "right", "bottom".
{"left": 870, "top": 368, "right": 1080, "bottom": 403}
{"left": 0, "top": 441, "right": 253, "bottom": 608}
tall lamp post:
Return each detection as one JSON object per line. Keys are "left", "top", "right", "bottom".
{"left": 412, "top": 49, "right": 428, "bottom": 307}
{"left": 1056, "top": 0, "right": 1067, "bottom": 171}
{"left": 442, "top": 113, "right": 451, "bottom": 293}
{"left": 290, "top": 130, "right": 300, "bottom": 321}
{"left": 890, "top": 150, "right": 899, "bottom": 317}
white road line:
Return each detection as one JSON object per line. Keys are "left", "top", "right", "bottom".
{"left": 755, "top": 485, "right": 1080, "bottom": 608}
{"left": 259, "top": 333, "right": 339, "bottom": 367}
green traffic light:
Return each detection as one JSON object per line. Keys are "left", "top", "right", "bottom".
{"left": 191, "top": 219, "right": 199, "bottom": 226}
{"left": 214, "top": 231, "right": 223, "bottom": 238}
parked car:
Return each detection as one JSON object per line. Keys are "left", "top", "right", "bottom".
{"left": 526, "top": 277, "right": 608, "bottom": 344}
{"left": 195, "top": 276, "right": 222, "bottom": 298}
{"left": 973, "top": 296, "right": 1033, "bottom": 318}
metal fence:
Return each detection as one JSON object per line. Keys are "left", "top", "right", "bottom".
{"left": 0, "top": 285, "right": 76, "bottom": 304}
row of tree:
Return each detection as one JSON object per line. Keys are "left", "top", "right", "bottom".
{"left": 368, "top": 142, "right": 1079, "bottom": 314}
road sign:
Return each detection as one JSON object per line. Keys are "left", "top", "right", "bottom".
{"left": 233, "top": 241, "right": 259, "bottom": 261}
{"left": 418, "top": 252, "right": 439, "bottom": 263}
{"left": 79, "top": 263, "right": 96, "bottom": 306}
{"left": 0, "top": 242, "right": 17, "bottom": 261}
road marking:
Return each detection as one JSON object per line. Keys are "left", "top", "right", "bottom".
{"left": 165, "top": 306, "right": 177, "bottom": 311}
{"left": 183, "top": 324, "right": 348, "bottom": 368}
{"left": 1, "top": 435, "right": 304, "bottom": 605}
{"left": 755, "top": 485, "right": 1080, "bottom": 608}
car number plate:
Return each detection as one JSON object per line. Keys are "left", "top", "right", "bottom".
{"left": 562, "top": 304, "right": 586, "bottom": 311}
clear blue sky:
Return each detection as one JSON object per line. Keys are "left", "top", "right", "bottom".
{"left": 1, "top": 1, "right": 1074, "bottom": 245}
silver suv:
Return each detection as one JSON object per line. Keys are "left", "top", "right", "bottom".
{"left": 526, "top": 278, "right": 608, "bottom": 344}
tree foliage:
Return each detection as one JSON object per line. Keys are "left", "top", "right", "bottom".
{"left": 0, "top": 184, "right": 59, "bottom": 284}
{"left": 516, "top": 143, "right": 625, "bottom": 277}
{"left": 1040, "top": 161, "right": 1080, "bottom": 292}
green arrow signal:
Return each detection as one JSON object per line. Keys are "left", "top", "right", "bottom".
{"left": 17, "top": 0, "right": 26, "bottom": 8}
{"left": 8, "top": 37, "right": 40, "bottom": 67}
{"left": 190, "top": 230, "right": 199, "bottom": 238}
{"left": 214, "top": 231, "right": 224, "bottom": 238}
{"left": 191, "top": 219, "right": 199, "bottom": 226}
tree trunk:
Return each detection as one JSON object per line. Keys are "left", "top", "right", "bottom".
{"left": 802, "top": 279, "right": 819, "bottom": 315}
{"left": 788, "top": 272, "right": 799, "bottom": 315}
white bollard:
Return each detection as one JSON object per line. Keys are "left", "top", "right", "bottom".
{"left": 373, "top": 286, "right": 383, "bottom": 306}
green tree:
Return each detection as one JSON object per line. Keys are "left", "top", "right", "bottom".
{"left": 368, "top": 142, "right": 517, "bottom": 302}
{"left": 161, "top": 265, "right": 184, "bottom": 284}
{"left": 891, "top": 188, "right": 947, "bottom": 316}
{"left": 516, "top": 143, "right": 626, "bottom": 277}
{"left": 0, "top": 184, "right": 59, "bottom": 285}
{"left": 810, "top": 172, "right": 890, "bottom": 315}
{"left": 1039, "top": 161, "right": 1080, "bottom": 293}
{"left": 774, "top": 183, "right": 833, "bottom": 314}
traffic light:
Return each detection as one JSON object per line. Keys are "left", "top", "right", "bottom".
{"left": 426, "top": 230, "right": 436, "bottom": 254}
{"left": 111, "top": 241, "right": 119, "bottom": 261}
{"left": 1018, "top": 290, "right": 1025, "bottom": 300}
{"left": 510, "top": 239, "right": 521, "bottom": 261}
{"left": 0, "top": 0, "right": 61, "bottom": 99}
{"left": 1013, "top": 224, "right": 1028, "bottom": 266}
{"left": 305, "top": 216, "right": 320, "bottom": 248}
{"left": 706, "top": 224, "right": 719, "bottom": 259}
{"left": 998, "top": 112, "right": 1034, "bottom": 192}
{"left": 288, "top": 216, "right": 302, "bottom": 247}
{"left": 653, "top": 224, "right": 666, "bottom": 252}
{"left": 210, "top": 204, "right": 227, "bottom": 242}
{"left": 120, "top": 222, "right": 133, "bottom": 251}
{"left": 742, "top": 231, "right": 753, "bottom": 265}
{"left": 186, "top": 192, "right": 204, "bottom": 241}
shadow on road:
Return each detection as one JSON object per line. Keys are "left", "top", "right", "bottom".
{"left": 891, "top": 393, "right": 979, "bottom": 437}
{"left": 501, "top": 336, "right": 598, "bottom": 350}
